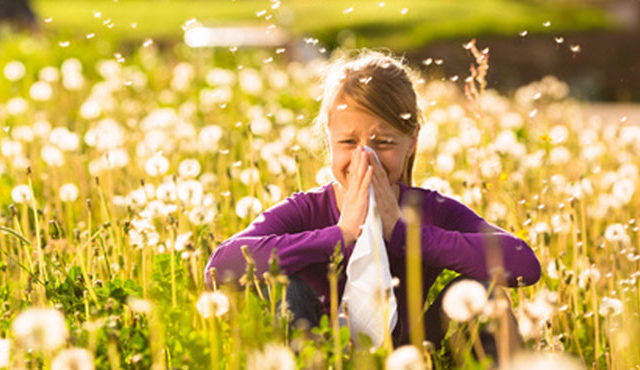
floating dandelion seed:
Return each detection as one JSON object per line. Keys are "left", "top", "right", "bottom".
{"left": 359, "top": 76, "right": 372, "bottom": 84}
{"left": 543, "top": 21, "right": 551, "bottom": 27}
{"left": 463, "top": 41, "right": 474, "bottom": 50}
{"left": 400, "top": 113, "right": 412, "bottom": 120}
{"left": 450, "top": 75, "right": 459, "bottom": 82}
{"left": 336, "top": 104, "right": 348, "bottom": 111}
{"left": 533, "top": 92, "right": 542, "bottom": 100}
{"left": 143, "top": 38, "right": 153, "bottom": 47}
{"left": 519, "top": 30, "right": 528, "bottom": 37}
{"left": 275, "top": 48, "right": 286, "bottom": 54}
{"left": 555, "top": 36, "right": 564, "bottom": 44}
{"left": 422, "top": 58, "right": 433, "bottom": 65}
{"left": 263, "top": 57, "right": 273, "bottom": 64}
{"left": 400, "top": 8, "right": 408, "bottom": 15}
{"left": 131, "top": 22, "right": 137, "bottom": 29}
{"left": 229, "top": 46, "right": 238, "bottom": 52}
{"left": 256, "top": 9, "right": 267, "bottom": 17}
{"left": 343, "top": 7, "right": 354, "bottom": 15}
{"left": 271, "top": 1, "right": 280, "bottom": 10}
{"left": 86, "top": 33, "right": 95, "bottom": 39}
{"left": 44, "top": 17, "right": 53, "bottom": 23}
{"left": 304, "top": 37, "right": 319, "bottom": 45}
{"left": 570, "top": 44, "right": 581, "bottom": 53}
{"left": 434, "top": 59, "right": 443, "bottom": 65}
{"left": 319, "top": 47, "right": 327, "bottom": 53}
{"left": 93, "top": 10, "right": 101, "bottom": 18}
{"left": 529, "top": 109, "right": 538, "bottom": 118}
{"left": 59, "top": 41, "right": 70, "bottom": 47}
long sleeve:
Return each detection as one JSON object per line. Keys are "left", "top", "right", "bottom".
{"left": 388, "top": 189, "right": 541, "bottom": 287}
{"left": 204, "top": 190, "right": 346, "bottom": 289}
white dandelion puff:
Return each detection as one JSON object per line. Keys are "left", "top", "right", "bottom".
{"left": 246, "top": 343, "right": 296, "bottom": 370}
{"left": 144, "top": 153, "right": 170, "bottom": 177}
{"left": 178, "top": 158, "right": 202, "bottom": 179}
{"left": 12, "top": 308, "right": 68, "bottom": 351}
{"left": 235, "top": 196, "right": 262, "bottom": 218}
{"left": 0, "top": 338, "right": 9, "bottom": 368}
{"left": 442, "top": 280, "right": 487, "bottom": 322}
{"left": 196, "top": 291, "right": 230, "bottom": 318}
{"left": 385, "top": 345, "right": 425, "bottom": 370}
{"left": 51, "top": 347, "right": 94, "bottom": 370}
{"left": 126, "top": 297, "right": 153, "bottom": 315}
{"left": 59, "top": 183, "right": 79, "bottom": 202}
{"left": 11, "top": 184, "right": 32, "bottom": 204}
{"left": 4, "top": 61, "right": 26, "bottom": 81}
{"left": 599, "top": 297, "right": 622, "bottom": 317}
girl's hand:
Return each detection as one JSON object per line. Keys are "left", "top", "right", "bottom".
{"left": 337, "top": 146, "right": 374, "bottom": 246}
{"left": 368, "top": 151, "right": 402, "bottom": 242}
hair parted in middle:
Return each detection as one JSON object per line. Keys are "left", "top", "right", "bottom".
{"left": 314, "top": 48, "right": 423, "bottom": 185}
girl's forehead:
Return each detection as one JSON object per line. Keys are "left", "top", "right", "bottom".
{"left": 329, "top": 108, "right": 399, "bottom": 135}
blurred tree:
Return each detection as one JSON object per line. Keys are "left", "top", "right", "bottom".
{"left": 0, "top": 0, "right": 37, "bottom": 28}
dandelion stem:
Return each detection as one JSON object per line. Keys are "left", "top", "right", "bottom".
{"left": 404, "top": 195, "right": 424, "bottom": 348}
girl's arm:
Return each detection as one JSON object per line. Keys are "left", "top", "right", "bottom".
{"left": 204, "top": 194, "right": 346, "bottom": 289}
{"left": 389, "top": 191, "right": 541, "bottom": 287}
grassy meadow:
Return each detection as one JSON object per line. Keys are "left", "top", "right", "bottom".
{"left": 33, "top": 0, "right": 614, "bottom": 50}
{"left": 0, "top": 1, "right": 639, "bottom": 369}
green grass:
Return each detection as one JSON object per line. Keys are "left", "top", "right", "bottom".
{"left": 34, "top": 0, "right": 615, "bottom": 50}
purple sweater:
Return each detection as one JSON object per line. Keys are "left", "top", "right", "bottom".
{"left": 205, "top": 182, "right": 540, "bottom": 340}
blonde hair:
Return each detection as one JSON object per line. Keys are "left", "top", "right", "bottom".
{"left": 314, "top": 49, "right": 422, "bottom": 185}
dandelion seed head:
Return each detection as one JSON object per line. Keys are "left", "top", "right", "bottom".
{"left": 127, "top": 297, "right": 153, "bottom": 314}
{"left": 235, "top": 196, "right": 262, "bottom": 218}
{"left": 0, "top": 339, "right": 8, "bottom": 368}
{"left": 247, "top": 343, "right": 296, "bottom": 370}
{"left": 196, "top": 291, "right": 230, "bottom": 318}
{"left": 59, "top": 183, "right": 79, "bottom": 202}
{"left": 12, "top": 308, "right": 68, "bottom": 351}
{"left": 442, "top": 280, "right": 487, "bottom": 321}
{"left": 144, "top": 153, "right": 169, "bottom": 177}
{"left": 51, "top": 347, "right": 94, "bottom": 370}
{"left": 4, "top": 60, "right": 26, "bottom": 81}
{"left": 385, "top": 345, "right": 424, "bottom": 369}
{"left": 11, "top": 184, "right": 32, "bottom": 203}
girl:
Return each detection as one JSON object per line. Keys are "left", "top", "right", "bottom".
{"left": 204, "top": 49, "right": 541, "bottom": 349}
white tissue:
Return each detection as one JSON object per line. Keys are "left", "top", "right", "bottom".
{"left": 340, "top": 146, "right": 398, "bottom": 348}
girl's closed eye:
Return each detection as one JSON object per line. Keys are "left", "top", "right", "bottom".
{"left": 339, "top": 139, "right": 357, "bottom": 145}
{"left": 374, "top": 138, "right": 394, "bottom": 147}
